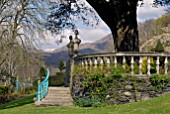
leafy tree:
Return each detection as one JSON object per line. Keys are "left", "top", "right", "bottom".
{"left": 39, "top": 67, "right": 46, "bottom": 80}
{"left": 155, "top": 40, "right": 164, "bottom": 52}
{"left": 156, "top": 14, "right": 170, "bottom": 27}
{"left": 47, "top": 0, "right": 170, "bottom": 52}
{"left": 58, "top": 61, "right": 65, "bottom": 72}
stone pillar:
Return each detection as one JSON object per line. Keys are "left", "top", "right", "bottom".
{"left": 66, "top": 30, "right": 81, "bottom": 88}
{"left": 65, "top": 35, "right": 74, "bottom": 87}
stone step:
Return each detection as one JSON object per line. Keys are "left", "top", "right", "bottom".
{"left": 45, "top": 94, "right": 71, "bottom": 98}
{"left": 48, "top": 87, "right": 70, "bottom": 91}
{"left": 43, "top": 96, "right": 72, "bottom": 100}
{"left": 48, "top": 89, "right": 71, "bottom": 92}
{"left": 47, "top": 91, "right": 71, "bottom": 94}
{"left": 42, "top": 99, "right": 73, "bottom": 103}
{"left": 35, "top": 87, "right": 73, "bottom": 106}
{"left": 40, "top": 101, "right": 73, "bottom": 106}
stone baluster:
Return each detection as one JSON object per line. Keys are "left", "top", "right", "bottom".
{"left": 107, "top": 57, "right": 111, "bottom": 68}
{"left": 100, "top": 57, "right": 104, "bottom": 70}
{"left": 156, "top": 56, "right": 160, "bottom": 74}
{"left": 164, "top": 56, "right": 168, "bottom": 75}
{"left": 94, "top": 58, "right": 98, "bottom": 69}
{"left": 81, "top": 59, "right": 84, "bottom": 69}
{"left": 114, "top": 56, "right": 117, "bottom": 67}
{"left": 139, "top": 57, "right": 143, "bottom": 75}
{"left": 85, "top": 58, "right": 88, "bottom": 71}
{"left": 89, "top": 58, "right": 93, "bottom": 66}
{"left": 122, "top": 56, "right": 126, "bottom": 70}
{"left": 147, "top": 57, "right": 151, "bottom": 76}
{"left": 131, "top": 56, "right": 134, "bottom": 76}
{"left": 89, "top": 58, "right": 93, "bottom": 72}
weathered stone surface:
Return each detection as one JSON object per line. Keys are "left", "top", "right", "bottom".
{"left": 72, "top": 74, "right": 170, "bottom": 105}
{"left": 125, "top": 85, "right": 133, "bottom": 90}
{"left": 135, "top": 92, "right": 141, "bottom": 101}
{"left": 123, "top": 91, "right": 132, "bottom": 97}
{"left": 141, "top": 94, "right": 150, "bottom": 101}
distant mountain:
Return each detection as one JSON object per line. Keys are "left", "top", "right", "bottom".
{"left": 43, "top": 34, "right": 114, "bottom": 67}
{"left": 42, "top": 30, "right": 170, "bottom": 67}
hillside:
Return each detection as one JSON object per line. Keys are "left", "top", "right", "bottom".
{"left": 140, "top": 33, "right": 170, "bottom": 52}
{"left": 43, "top": 34, "right": 114, "bottom": 67}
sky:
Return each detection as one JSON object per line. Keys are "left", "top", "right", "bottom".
{"left": 38, "top": 0, "right": 166, "bottom": 52}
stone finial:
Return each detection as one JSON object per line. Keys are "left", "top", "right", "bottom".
{"left": 73, "top": 30, "right": 81, "bottom": 57}
{"left": 74, "top": 30, "right": 79, "bottom": 39}
{"left": 69, "top": 35, "right": 73, "bottom": 41}
{"left": 67, "top": 35, "right": 74, "bottom": 58}
{"left": 74, "top": 30, "right": 79, "bottom": 36}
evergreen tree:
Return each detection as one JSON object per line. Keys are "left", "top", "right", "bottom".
{"left": 58, "top": 61, "right": 65, "bottom": 72}
{"left": 155, "top": 40, "right": 164, "bottom": 52}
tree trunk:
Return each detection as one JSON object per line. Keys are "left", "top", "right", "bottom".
{"left": 86, "top": 0, "right": 139, "bottom": 52}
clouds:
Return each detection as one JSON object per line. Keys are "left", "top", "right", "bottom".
{"left": 77, "top": 21, "right": 110, "bottom": 43}
{"left": 39, "top": 0, "right": 166, "bottom": 51}
{"left": 38, "top": 20, "right": 111, "bottom": 51}
{"left": 137, "top": 0, "right": 165, "bottom": 22}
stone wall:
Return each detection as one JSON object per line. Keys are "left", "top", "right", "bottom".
{"left": 72, "top": 74, "right": 170, "bottom": 104}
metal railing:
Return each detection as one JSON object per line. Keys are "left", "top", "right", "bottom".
{"left": 37, "top": 68, "right": 50, "bottom": 102}
{"left": 16, "top": 77, "right": 19, "bottom": 92}
{"left": 16, "top": 77, "right": 33, "bottom": 92}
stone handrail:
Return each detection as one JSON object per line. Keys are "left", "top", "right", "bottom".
{"left": 74, "top": 52, "right": 170, "bottom": 76}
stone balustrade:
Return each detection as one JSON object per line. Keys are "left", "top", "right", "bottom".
{"left": 74, "top": 52, "right": 170, "bottom": 76}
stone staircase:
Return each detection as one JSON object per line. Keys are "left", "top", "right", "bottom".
{"left": 35, "top": 87, "right": 73, "bottom": 106}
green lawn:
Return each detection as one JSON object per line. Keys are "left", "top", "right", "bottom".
{"left": 0, "top": 94, "right": 170, "bottom": 114}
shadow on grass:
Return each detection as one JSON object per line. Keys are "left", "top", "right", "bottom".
{"left": 0, "top": 95, "right": 35, "bottom": 110}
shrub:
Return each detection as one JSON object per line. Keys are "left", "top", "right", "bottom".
{"left": 49, "top": 72, "right": 65, "bottom": 86}
{"left": 134, "top": 63, "right": 139, "bottom": 74}
{"left": 124, "top": 63, "right": 131, "bottom": 73}
{"left": 142, "top": 57, "right": 156, "bottom": 74}
{"left": 111, "top": 66, "right": 123, "bottom": 79}
{"left": 18, "top": 86, "right": 36, "bottom": 95}
{"left": 0, "top": 86, "right": 10, "bottom": 104}
{"left": 74, "top": 97, "right": 103, "bottom": 107}
{"left": 58, "top": 61, "right": 65, "bottom": 72}
{"left": 150, "top": 74, "right": 169, "bottom": 92}
{"left": 154, "top": 40, "right": 164, "bottom": 52}
{"left": 0, "top": 86, "right": 10, "bottom": 95}
{"left": 33, "top": 72, "right": 65, "bottom": 87}
{"left": 82, "top": 73, "right": 107, "bottom": 101}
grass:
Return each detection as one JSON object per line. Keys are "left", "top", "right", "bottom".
{"left": 1, "top": 93, "right": 170, "bottom": 114}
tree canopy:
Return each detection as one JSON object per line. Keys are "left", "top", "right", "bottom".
{"left": 47, "top": 0, "right": 170, "bottom": 52}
